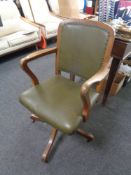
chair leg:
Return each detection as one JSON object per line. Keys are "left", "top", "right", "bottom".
{"left": 35, "top": 45, "right": 39, "bottom": 51}
{"left": 30, "top": 114, "right": 40, "bottom": 123}
{"left": 42, "top": 128, "right": 58, "bottom": 162}
{"left": 70, "top": 73, "right": 75, "bottom": 81}
{"left": 76, "top": 128, "right": 95, "bottom": 142}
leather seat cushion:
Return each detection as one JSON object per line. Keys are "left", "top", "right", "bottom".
{"left": 20, "top": 76, "right": 99, "bottom": 134}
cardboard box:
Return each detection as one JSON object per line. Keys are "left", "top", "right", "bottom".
{"left": 96, "top": 73, "right": 126, "bottom": 96}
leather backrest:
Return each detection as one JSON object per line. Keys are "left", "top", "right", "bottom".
{"left": 57, "top": 21, "right": 110, "bottom": 79}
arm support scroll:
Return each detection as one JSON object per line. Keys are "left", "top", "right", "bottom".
{"left": 80, "top": 66, "right": 110, "bottom": 121}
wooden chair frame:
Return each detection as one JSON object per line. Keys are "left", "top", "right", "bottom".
{"left": 20, "top": 20, "right": 114, "bottom": 162}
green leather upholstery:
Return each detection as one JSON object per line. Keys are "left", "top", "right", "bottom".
{"left": 20, "top": 76, "right": 99, "bottom": 134}
{"left": 59, "top": 22, "right": 109, "bottom": 79}
{"left": 19, "top": 20, "right": 115, "bottom": 162}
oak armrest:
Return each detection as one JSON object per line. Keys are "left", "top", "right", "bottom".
{"left": 20, "top": 17, "right": 46, "bottom": 42}
{"left": 20, "top": 47, "right": 57, "bottom": 86}
{"left": 80, "top": 66, "right": 109, "bottom": 121}
{"left": 33, "top": 22, "right": 46, "bottom": 28}
{"left": 20, "top": 17, "right": 41, "bottom": 28}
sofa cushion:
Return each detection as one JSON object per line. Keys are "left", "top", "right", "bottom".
{"left": 0, "top": 19, "right": 21, "bottom": 37}
{"left": 6, "top": 31, "right": 39, "bottom": 47}
{"left": 32, "top": 12, "right": 62, "bottom": 24}
{"left": 37, "top": 15, "right": 62, "bottom": 38}
{"left": 0, "top": 1, "right": 41, "bottom": 56}
{"left": 44, "top": 23, "right": 59, "bottom": 36}
{"left": 0, "top": 1, "right": 20, "bottom": 21}
{"left": 0, "top": 40, "right": 9, "bottom": 51}
{"left": 0, "top": 18, "right": 40, "bottom": 38}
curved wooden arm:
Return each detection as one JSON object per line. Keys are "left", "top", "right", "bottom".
{"left": 80, "top": 66, "right": 109, "bottom": 121}
{"left": 20, "top": 17, "right": 40, "bottom": 28}
{"left": 20, "top": 47, "right": 57, "bottom": 86}
{"left": 33, "top": 22, "right": 46, "bottom": 28}
{"left": 21, "top": 17, "right": 46, "bottom": 29}
{"left": 21, "top": 17, "right": 47, "bottom": 47}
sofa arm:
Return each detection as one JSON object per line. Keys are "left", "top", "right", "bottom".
{"left": 21, "top": 17, "right": 46, "bottom": 29}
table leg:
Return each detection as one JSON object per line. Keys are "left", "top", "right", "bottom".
{"left": 102, "top": 57, "right": 121, "bottom": 105}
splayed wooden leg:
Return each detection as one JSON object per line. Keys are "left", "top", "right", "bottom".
{"left": 70, "top": 73, "right": 75, "bottom": 81}
{"left": 30, "top": 114, "right": 40, "bottom": 123}
{"left": 76, "top": 128, "right": 94, "bottom": 142}
{"left": 42, "top": 128, "right": 58, "bottom": 162}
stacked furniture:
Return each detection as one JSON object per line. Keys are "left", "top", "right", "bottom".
{"left": 0, "top": 1, "right": 41, "bottom": 57}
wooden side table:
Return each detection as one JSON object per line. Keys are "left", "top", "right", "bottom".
{"left": 102, "top": 37, "right": 131, "bottom": 104}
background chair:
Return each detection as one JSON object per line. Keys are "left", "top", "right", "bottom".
{"left": 19, "top": 19, "right": 114, "bottom": 162}
{"left": 19, "top": 0, "right": 63, "bottom": 41}
{"left": 0, "top": 0, "right": 41, "bottom": 57}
